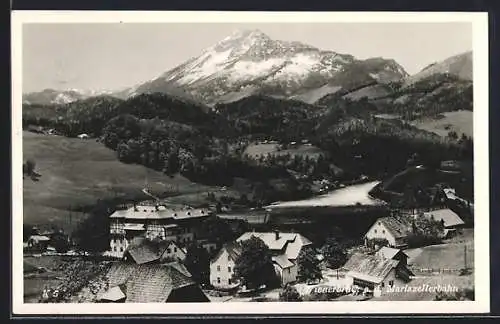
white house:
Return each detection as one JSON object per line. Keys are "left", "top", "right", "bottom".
{"left": 343, "top": 252, "right": 412, "bottom": 297}
{"left": 236, "top": 231, "right": 312, "bottom": 287}
{"left": 364, "top": 217, "right": 411, "bottom": 249}
{"left": 209, "top": 242, "right": 242, "bottom": 290}
{"left": 108, "top": 204, "right": 211, "bottom": 258}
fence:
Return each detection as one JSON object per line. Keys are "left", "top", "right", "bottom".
{"left": 411, "top": 267, "right": 471, "bottom": 275}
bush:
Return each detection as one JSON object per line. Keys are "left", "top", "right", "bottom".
{"left": 279, "top": 285, "right": 302, "bottom": 302}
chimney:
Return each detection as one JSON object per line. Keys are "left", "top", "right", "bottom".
{"left": 274, "top": 230, "right": 280, "bottom": 240}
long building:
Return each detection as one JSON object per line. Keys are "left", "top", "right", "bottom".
{"left": 108, "top": 204, "right": 212, "bottom": 258}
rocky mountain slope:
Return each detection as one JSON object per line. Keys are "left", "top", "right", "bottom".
{"left": 122, "top": 29, "right": 409, "bottom": 105}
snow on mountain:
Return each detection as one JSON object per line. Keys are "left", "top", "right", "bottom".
{"left": 126, "top": 29, "right": 409, "bottom": 105}
{"left": 22, "top": 88, "right": 117, "bottom": 105}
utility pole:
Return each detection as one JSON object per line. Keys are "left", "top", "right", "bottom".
{"left": 464, "top": 244, "right": 467, "bottom": 270}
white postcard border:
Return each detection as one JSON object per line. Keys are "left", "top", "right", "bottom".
{"left": 11, "top": 10, "right": 490, "bottom": 315}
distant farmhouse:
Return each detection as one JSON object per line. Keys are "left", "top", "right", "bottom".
{"left": 422, "top": 208, "right": 464, "bottom": 238}
{"left": 364, "top": 217, "right": 411, "bottom": 249}
{"left": 236, "top": 231, "right": 312, "bottom": 287}
{"left": 107, "top": 204, "right": 212, "bottom": 258}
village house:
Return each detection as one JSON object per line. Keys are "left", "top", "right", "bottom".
{"left": 92, "top": 262, "right": 209, "bottom": 303}
{"left": 364, "top": 216, "right": 412, "bottom": 249}
{"left": 26, "top": 235, "right": 51, "bottom": 252}
{"left": 209, "top": 242, "right": 242, "bottom": 291}
{"left": 108, "top": 204, "right": 211, "bottom": 258}
{"left": 343, "top": 251, "right": 413, "bottom": 297}
{"left": 235, "top": 231, "right": 312, "bottom": 287}
{"left": 423, "top": 208, "right": 465, "bottom": 238}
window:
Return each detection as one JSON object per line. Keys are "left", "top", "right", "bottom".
{"left": 217, "top": 265, "right": 221, "bottom": 272}
{"left": 389, "top": 280, "right": 394, "bottom": 287}
{"left": 382, "top": 230, "right": 386, "bottom": 234}
{"left": 113, "top": 246, "right": 117, "bottom": 252}
{"left": 381, "top": 282, "right": 385, "bottom": 288}
{"left": 374, "top": 229, "right": 377, "bottom": 234}
{"left": 174, "top": 247, "right": 177, "bottom": 252}
{"left": 217, "top": 277, "right": 221, "bottom": 284}
{"left": 228, "top": 266, "right": 231, "bottom": 273}
{"left": 228, "top": 278, "right": 232, "bottom": 285}
{"left": 120, "top": 247, "right": 124, "bottom": 252}
{"left": 167, "top": 248, "right": 172, "bottom": 254}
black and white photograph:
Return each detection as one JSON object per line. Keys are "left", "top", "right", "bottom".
{"left": 11, "top": 11, "right": 489, "bottom": 315}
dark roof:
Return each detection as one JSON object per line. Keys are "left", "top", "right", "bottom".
{"left": 343, "top": 253, "right": 399, "bottom": 284}
{"left": 125, "top": 238, "right": 179, "bottom": 265}
{"left": 376, "top": 217, "right": 411, "bottom": 239}
{"left": 104, "top": 262, "right": 198, "bottom": 303}
{"left": 211, "top": 242, "right": 242, "bottom": 264}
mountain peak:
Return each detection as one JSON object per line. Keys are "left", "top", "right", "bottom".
{"left": 227, "top": 29, "right": 269, "bottom": 40}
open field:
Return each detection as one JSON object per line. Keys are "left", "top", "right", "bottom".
{"left": 22, "top": 131, "right": 216, "bottom": 233}
{"left": 244, "top": 143, "right": 325, "bottom": 160}
{"left": 412, "top": 110, "right": 473, "bottom": 138}
{"left": 407, "top": 237, "right": 474, "bottom": 271}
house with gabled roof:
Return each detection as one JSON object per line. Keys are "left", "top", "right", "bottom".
{"left": 209, "top": 242, "right": 242, "bottom": 290}
{"left": 422, "top": 208, "right": 464, "bottom": 228}
{"left": 364, "top": 216, "right": 412, "bottom": 249}
{"left": 235, "top": 231, "right": 312, "bottom": 287}
{"left": 343, "top": 252, "right": 412, "bottom": 297}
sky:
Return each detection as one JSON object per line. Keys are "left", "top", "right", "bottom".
{"left": 22, "top": 22, "right": 472, "bottom": 93}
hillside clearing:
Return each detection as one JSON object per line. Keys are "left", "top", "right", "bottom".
{"left": 412, "top": 110, "right": 473, "bottom": 138}
{"left": 22, "top": 131, "right": 215, "bottom": 233}
{"left": 244, "top": 143, "right": 325, "bottom": 159}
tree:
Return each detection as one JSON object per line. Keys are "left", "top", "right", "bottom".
{"left": 279, "top": 284, "right": 302, "bottom": 302}
{"left": 184, "top": 243, "right": 210, "bottom": 284}
{"left": 321, "top": 237, "right": 348, "bottom": 269}
{"left": 72, "top": 201, "right": 112, "bottom": 253}
{"left": 200, "top": 216, "right": 235, "bottom": 244}
{"left": 24, "top": 159, "right": 36, "bottom": 176}
{"left": 23, "top": 224, "right": 37, "bottom": 241}
{"left": 297, "top": 248, "right": 322, "bottom": 283}
{"left": 234, "top": 236, "right": 277, "bottom": 290}
{"left": 51, "top": 232, "right": 70, "bottom": 253}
